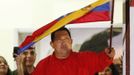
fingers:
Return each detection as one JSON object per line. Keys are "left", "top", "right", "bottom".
{"left": 16, "top": 53, "right": 26, "bottom": 65}
{"left": 105, "top": 47, "right": 115, "bottom": 59}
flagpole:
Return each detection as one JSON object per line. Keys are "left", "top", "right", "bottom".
{"left": 125, "top": 0, "right": 130, "bottom": 75}
{"left": 109, "top": 0, "right": 115, "bottom": 52}
{"left": 111, "top": 0, "right": 115, "bottom": 24}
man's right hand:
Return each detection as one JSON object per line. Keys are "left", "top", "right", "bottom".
{"left": 15, "top": 53, "right": 25, "bottom": 75}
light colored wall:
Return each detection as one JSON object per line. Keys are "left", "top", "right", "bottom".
{"left": 0, "top": 0, "right": 124, "bottom": 71}
{"left": 0, "top": 28, "right": 17, "bottom": 70}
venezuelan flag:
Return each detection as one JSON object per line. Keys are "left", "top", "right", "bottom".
{"left": 19, "top": 0, "right": 111, "bottom": 54}
{"left": 71, "top": 2, "right": 110, "bottom": 23}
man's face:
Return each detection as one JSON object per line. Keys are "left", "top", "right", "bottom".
{"left": 51, "top": 30, "right": 72, "bottom": 57}
{"left": 0, "top": 57, "right": 8, "bottom": 74}
{"left": 22, "top": 49, "right": 36, "bottom": 67}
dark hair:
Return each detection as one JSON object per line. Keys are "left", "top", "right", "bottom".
{"left": 51, "top": 27, "right": 71, "bottom": 42}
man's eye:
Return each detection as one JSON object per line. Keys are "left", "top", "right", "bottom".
{"left": 23, "top": 52, "right": 28, "bottom": 55}
{"left": 65, "top": 38, "right": 70, "bottom": 40}
{"left": 30, "top": 51, "right": 35, "bottom": 55}
{"left": 54, "top": 39, "right": 61, "bottom": 42}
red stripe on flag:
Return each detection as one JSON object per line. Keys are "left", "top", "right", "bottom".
{"left": 19, "top": 20, "right": 58, "bottom": 48}
{"left": 32, "top": 20, "right": 58, "bottom": 38}
{"left": 71, "top": 11, "right": 110, "bottom": 23}
{"left": 19, "top": 36, "right": 34, "bottom": 48}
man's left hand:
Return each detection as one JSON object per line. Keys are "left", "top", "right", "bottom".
{"left": 105, "top": 48, "right": 115, "bottom": 59}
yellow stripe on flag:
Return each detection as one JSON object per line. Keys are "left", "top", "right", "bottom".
{"left": 34, "top": 0, "right": 109, "bottom": 42}
{"left": 91, "top": 0, "right": 109, "bottom": 8}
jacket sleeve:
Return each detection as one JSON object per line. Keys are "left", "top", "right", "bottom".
{"left": 95, "top": 51, "right": 113, "bottom": 72}
{"left": 79, "top": 51, "right": 113, "bottom": 73}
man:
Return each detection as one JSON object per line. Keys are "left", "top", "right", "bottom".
{"left": 32, "top": 27, "right": 115, "bottom": 75}
{"left": 13, "top": 47, "right": 36, "bottom": 75}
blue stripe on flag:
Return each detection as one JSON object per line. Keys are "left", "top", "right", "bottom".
{"left": 18, "top": 42, "right": 35, "bottom": 54}
{"left": 93, "top": 2, "right": 110, "bottom": 11}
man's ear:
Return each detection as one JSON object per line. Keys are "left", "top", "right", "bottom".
{"left": 50, "top": 41, "right": 54, "bottom": 48}
{"left": 71, "top": 39, "right": 73, "bottom": 44}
